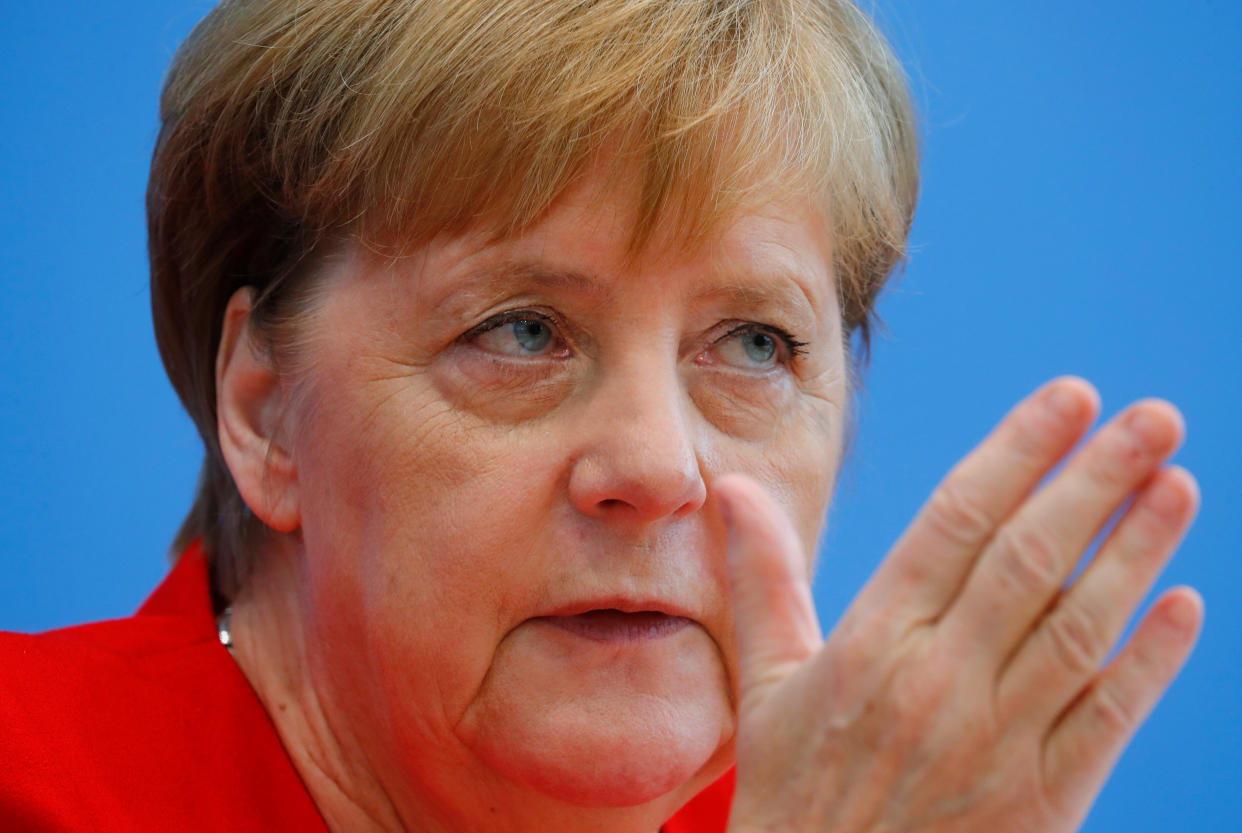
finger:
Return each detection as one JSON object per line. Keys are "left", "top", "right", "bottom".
{"left": 940, "top": 399, "right": 1184, "bottom": 662}
{"left": 999, "top": 466, "right": 1199, "bottom": 722}
{"left": 1042, "top": 588, "right": 1203, "bottom": 822}
{"left": 714, "top": 473, "right": 823, "bottom": 708}
{"left": 845, "top": 377, "right": 1099, "bottom": 641}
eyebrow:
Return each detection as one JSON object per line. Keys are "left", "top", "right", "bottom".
{"left": 698, "top": 280, "right": 810, "bottom": 308}
{"left": 418, "top": 258, "right": 610, "bottom": 321}
{"left": 427, "top": 256, "right": 827, "bottom": 324}
{"left": 462, "top": 261, "right": 605, "bottom": 296}
{"left": 696, "top": 273, "right": 827, "bottom": 323}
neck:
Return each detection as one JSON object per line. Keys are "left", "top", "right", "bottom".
{"left": 227, "top": 537, "right": 687, "bottom": 833}
{"left": 229, "top": 536, "right": 403, "bottom": 832}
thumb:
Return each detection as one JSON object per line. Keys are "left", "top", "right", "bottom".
{"left": 715, "top": 473, "right": 824, "bottom": 707}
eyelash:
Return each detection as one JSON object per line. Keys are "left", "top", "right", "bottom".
{"left": 462, "top": 309, "right": 809, "bottom": 365}
{"left": 714, "top": 322, "right": 809, "bottom": 362}
{"left": 461, "top": 309, "right": 566, "bottom": 342}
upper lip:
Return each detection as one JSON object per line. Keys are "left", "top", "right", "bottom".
{"left": 538, "top": 597, "right": 696, "bottom": 620}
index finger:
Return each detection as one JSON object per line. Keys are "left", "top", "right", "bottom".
{"left": 846, "top": 377, "right": 1100, "bottom": 640}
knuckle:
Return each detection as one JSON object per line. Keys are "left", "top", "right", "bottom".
{"left": 1044, "top": 603, "right": 1108, "bottom": 676}
{"left": 1088, "top": 681, "right": 1139, "bottom": 735}
{"left": 1082, "top": 430, "right": 1148, "bottom": 491}
{"left": 1006, "top": 403, "right": 1064, "bottom": 463}
{"left": 886, "top": 679, "right": 938, "bottom": 744}
{"left": 1133, "top": 486, "right": 1186, "bottom": 539}
{"left": 1081, "top": 456, "right": 1129, "bottom": 494}
{"left": 833, "top": 612, "right": 882, "bottom": 672}
{"left": 993, "top": 521, "right": 1063, "bottom": 596}
{"left": 924, "top": 480, "right": 996, "bottom": 549}
{"left": 884, "top": 649, "right": 954, "bottom": 743}
{"left": 1116, "top": 510, "right": 1169, "bottom": 566}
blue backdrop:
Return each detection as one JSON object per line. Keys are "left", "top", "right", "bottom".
{"left": 2, "top": 1, "right": 1238, "bottom": 828}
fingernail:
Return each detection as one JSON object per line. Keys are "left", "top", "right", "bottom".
{"left": 1045, "top": 384, "right": 1081, "bottom": 419}
{"left": 717, "top": 493, "right": 734, "bottom": 529}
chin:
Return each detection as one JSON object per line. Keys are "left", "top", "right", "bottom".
{"left": 517, "top": 723, "right": 721, "bottom": 807}
{"left": 457, "top": 619, "right": 736, "bottom": 808}
{"left": 459, "top": 688, "right": 733, "bottom": 808}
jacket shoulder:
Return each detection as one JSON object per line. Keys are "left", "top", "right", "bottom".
{"left": 0, "top": 552, "right": 327, "bottom": 831}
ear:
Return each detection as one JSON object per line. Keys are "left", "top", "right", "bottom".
{"left": 216, "top": 287, "right": 301, "bottom": 533}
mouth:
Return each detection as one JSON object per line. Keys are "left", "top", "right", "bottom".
{"left": 534, "top": 609, "right": 693, "bottom": 644}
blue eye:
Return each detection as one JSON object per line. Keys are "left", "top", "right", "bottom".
{"left": 466, "top": 311, "right": 566, "bottom": 358}
{"left": 511, "top": 319, "right": 552, "bottom": 353}
{"left": 740, "top": 331, "right": 776, "bottom": 364}
{"left": 713, "top": 324, "right": 806, "bottom": 370}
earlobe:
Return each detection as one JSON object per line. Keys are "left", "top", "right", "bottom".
{"left": 216, "top": 287, "right": 301, "bottom": 533}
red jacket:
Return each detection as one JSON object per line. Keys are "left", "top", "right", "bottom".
{"left": 0, "top": 544, "right": 732, "bottom": 831}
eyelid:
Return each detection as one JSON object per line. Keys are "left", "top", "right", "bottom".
{"left": 713, "top": 321, "right": 809, "bottom": 361}
{"left": 461, "top": 308, "right": 564, "bottom": 341}
{"left": 456, "top": 307, "right": 581, "bottom": 366}
{"left": 459, "top": 311, "right": 806, "bottom": 366}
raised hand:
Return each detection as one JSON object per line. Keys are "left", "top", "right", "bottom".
{"left": 716, "top": 377, "right": 1202, "bottom": 833}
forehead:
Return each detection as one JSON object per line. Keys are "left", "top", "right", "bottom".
{"left": 372, "top": 209, "right": 838, "bottom": 342}
{"left": 429, "top": 162, "right": 838, "bottom": 313}
{"left": 335, "top": 154, "right": 841, "bottom": 335}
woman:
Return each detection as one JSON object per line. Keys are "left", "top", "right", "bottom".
{"left": 0, "top": 0, "right": 1201, "bottom": 831}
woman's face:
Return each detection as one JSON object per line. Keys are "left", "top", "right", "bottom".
{"left": 282, "top": 166, "right": 847, "bottom": 816}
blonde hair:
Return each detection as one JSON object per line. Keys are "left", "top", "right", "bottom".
{"left": 149, "top": 0, "right": 919, "bottom": 603}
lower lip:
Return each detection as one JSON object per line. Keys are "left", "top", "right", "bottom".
{"left": 536, "top": 610, "right": 693, "bottom": 643}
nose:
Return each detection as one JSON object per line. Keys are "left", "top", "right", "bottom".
{"left": 567, "top": 361, "right": 707, "bottom": 526}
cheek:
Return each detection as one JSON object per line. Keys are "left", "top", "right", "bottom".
{"left": 292, "top": 366, "right": 573, "bottom": 727}
{"left": 780, "top": 397, "right": 842, "bottom": 540}
{"left": 720, "top": 388, "right": 842, "bottom": 552}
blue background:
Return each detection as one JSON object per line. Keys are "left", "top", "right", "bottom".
{"left": 1, "top": 0, "right": 1238, "bottom": 828}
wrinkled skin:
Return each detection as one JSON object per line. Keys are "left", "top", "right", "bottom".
{"left": 217, "top": 160, "right": 1201, "bottom": 833}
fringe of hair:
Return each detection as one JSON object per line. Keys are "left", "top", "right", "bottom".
{"left": 150, "top": 0, "right": 919, "bottom": 603}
